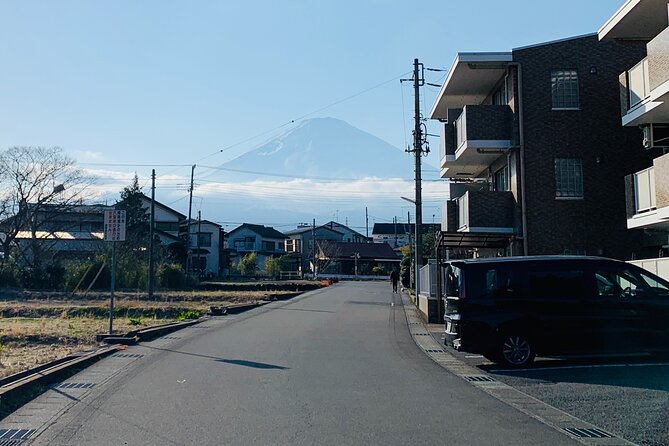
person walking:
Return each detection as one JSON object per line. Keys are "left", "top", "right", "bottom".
{"left": 390, "top": 269, "right": 399, "bottom": 293}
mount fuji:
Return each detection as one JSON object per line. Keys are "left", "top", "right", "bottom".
{"left": 219, "top": 117, "right": 427, "bottom": 180}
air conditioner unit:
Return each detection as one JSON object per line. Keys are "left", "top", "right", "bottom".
{"left": 641, "top": 124, "right": 669, "bottom": 149}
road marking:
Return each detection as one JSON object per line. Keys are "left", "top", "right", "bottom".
{"left": 465, "top": 355, "right": 484, "bottom": 358}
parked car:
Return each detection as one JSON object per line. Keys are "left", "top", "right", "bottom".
{"left": 442, "top": 256, "right": 669, "bottom": 367}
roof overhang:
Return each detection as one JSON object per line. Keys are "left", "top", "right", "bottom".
{"left": 599, "top": 0, "right": 669, "bottom": 40}
{"left": 436, "top": 231, "right": 510, "bottom": 249}
{"left": 430, "top": 52, "right": 512, "bottom": 120}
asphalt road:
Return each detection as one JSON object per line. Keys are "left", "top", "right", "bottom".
{"left": 28, "top": 282, "right": 578, "bottom": 445}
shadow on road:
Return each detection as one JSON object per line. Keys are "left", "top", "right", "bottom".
{"left": 270, "top": 307, "right": 336, "bottom": 314}
{"left": 141, "top": 345, "right": 290, "bottom": 370}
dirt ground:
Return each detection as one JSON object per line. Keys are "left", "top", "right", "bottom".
{"left": 0, "top": 288, "right": 298, "bottom": 379}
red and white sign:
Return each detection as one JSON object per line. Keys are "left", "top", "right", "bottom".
{"left": 104, "top": 210, "right": 126, "bottom": 242}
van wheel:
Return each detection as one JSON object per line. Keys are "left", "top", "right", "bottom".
{"left": 497, "top": 334, "right": 535, "bottom": 367}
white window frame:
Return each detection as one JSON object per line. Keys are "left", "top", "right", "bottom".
{"left": 551, "top": 70, "right": 580, "bottom": 110}
{"left": 555, "top": 158, "right": 584, "bottom": 199}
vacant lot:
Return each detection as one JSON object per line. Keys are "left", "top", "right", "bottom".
{"left": 0, "top": 287, "right": 299, "bottom": 378}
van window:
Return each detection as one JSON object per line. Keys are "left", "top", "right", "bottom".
{"left": 528, "top": 270, "right": 585, "bottom": 299}
{"left": 595, "top": 267, "right": 669, "bottom": 298}
{"left": 467, "top": 266, "right": 522, "bottom": 300}
{"left": 444, "top": 265, "right": 462, "bottom": 297}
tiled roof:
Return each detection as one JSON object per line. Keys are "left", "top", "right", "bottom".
{"left": 230, "top": 223, "right": 287, "bottom": 239}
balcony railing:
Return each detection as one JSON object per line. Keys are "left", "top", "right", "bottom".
{"left": 628, "top": 58, "right": 650, "bottom": 109}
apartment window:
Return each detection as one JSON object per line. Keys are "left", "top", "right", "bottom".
{"left": 494, "top": 165, "right": 509, "bottom": 191}
{"left": 628, "top": 58, "right": 649, "bottom": 108}
{"left": 492, "top": 80, "right": 507, "bottom": 105}
{"left": 555, "top": 158, "right": 583, "bottom": 199}
{"left": 551, "top": 70, "right": 579, "bottom": 109}
{"left": 634, "top": 167, "right": 656, "bottom": 213}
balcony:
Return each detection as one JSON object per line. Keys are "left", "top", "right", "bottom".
{"left": 440, "top": 105, "right": 513, "bottom": 178}
{"left": 620, "top": 27, "right": 669, "bottom": 126}
{"left": 442, "top": 190, "right": 515, "bottom": 233}
{"left": 625, "top": 153, "right": 669, "bottom": 229}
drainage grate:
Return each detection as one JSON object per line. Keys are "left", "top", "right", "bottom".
{"left": 413, "top": 333, "right": 429, "bottom": 336}
{"left": 0, "top": 429, "right": 36, "bottom": 445}
{"left": 563, "top": 428, "right": 615, "bottom": 439}
{"left": 463, "top": 375, "right": 496, "bottom": 383}
{"left": 425, "top": 349, "right": 444, "bottom": 353}
{"left": 57, "top": 382, "right": 95, "bottom": 389}
{"left": 112, "top": 353, "right": 144, "bottom": 358}
{"left": 162, "top": 336, "right": 180, "bottom": 340}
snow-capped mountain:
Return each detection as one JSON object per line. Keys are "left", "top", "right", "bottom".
{"left": 219, "top": 117, "right": 424, "bottom": 180}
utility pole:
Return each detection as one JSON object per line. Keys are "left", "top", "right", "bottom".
{"left": 197, "top": 210, "right": 202, "bottom": 277}
{"left": 402, "top": 58, "right": 426, "bottom": 299}
{"left": 365, "top": 207, "right": 369, "bottom": 241}
{"left": 186, "top": 164, "right": 195, "bottom": 275}
{"left": 312, "top": 218, "right": 317, "bottom": 279}
{"left": 148, "top": 169, "right": 156, "bottom": 299}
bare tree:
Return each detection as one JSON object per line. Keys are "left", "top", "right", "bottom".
{"left": 0, "top": 146, "right": 92, "bottom": 269}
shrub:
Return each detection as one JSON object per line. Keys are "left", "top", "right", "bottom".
{"left": 156, "top": 263, "right": 186, "bottom": 289}
{"left": 176, "top": 310, "right": 201, "bottom": 321}
{"left": 128, "top": 317, "right": 142, "bottom": 326}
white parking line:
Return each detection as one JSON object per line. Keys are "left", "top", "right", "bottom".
{"left": 489, "top": 362, "right": 669, "bottom": 373}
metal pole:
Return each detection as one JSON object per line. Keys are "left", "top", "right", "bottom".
{"left": 148, "top": 169, "right": 156, "bottom": 298}
{"left": 109, "top": 241, "right": 116, "bottom": 334}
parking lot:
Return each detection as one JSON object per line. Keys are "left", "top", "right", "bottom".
{"left": 427, "top": 325, "right": 669, "bottom": 445}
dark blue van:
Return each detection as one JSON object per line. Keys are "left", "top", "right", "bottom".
{"left": 442, "top": 256, "right": 669, "bottom": 367}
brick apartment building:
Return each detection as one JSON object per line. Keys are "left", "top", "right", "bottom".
{"left": 599, "top": 0, "right": 669, "bottom": 259}
{"left": 430, "top": 33, "right": 656, "bottom": 260}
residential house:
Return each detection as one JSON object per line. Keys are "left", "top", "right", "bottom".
{"left": 284, "top": 224, "right": 344, "bottom": 276}
{"left": 227, "top": 223, "right": 287, "bottom": 272}
{"left": 372, "top": 223, "right": 440, "bottom": 249}
{"left": 10, "top": 204, "right": 112, "bottom": 262}
{"left": 321, "top": 221, "right": 368, "bottom": 243}
{"left": 317, "top": 241, "right": 400, "bottom": 277}
{"left": 599, "top": 0, "right": 669, "bottom": 260}
{"left": 430, "top": 33, "right": 653, "bottom": 259}
{"left": 185, "top": 219, "right": 222, "bottom": 277}
{"left": 135, "top": 194, "right": 186, "bottom": 247}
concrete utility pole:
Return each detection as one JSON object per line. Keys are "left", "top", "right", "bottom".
{"left": 186, "top": 165, "right": 195, "bottom": 275}
{"left": 148, "top": 169, "right": 156, "bottom": 299}
{"left": 365, "top": 207, "right": 369, "bottom": 241}
{"left": 402, "top": 58, "right": 426, "bottom": 298}
{"left": 312, "top": 218, "right": 317, "bottom": 279}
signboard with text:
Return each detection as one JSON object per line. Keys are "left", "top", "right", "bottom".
{"left": 104, "top": 210, "right": 126, "bottom": 242}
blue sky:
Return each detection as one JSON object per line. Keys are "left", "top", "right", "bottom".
{"left": 0, "top": 1, "right": 626, "bottom": 228}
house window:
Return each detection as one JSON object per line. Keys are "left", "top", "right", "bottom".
{"left": 494, "top": 165, "right": 509, "bottom": 191}
{"left": 262, "top": 240, "right": 275, "bottom": 251}
{"left": 197, "top": 232, "right": 212, "bottom": 247}
{"left": 555, "top": 158, "right": 583, "bottom": 199}
{"left": 155, "top": 222, "right": 179, "bottom": 232}
{"left": 551, "top": 70, "right": 579, "bottom": 109}
{"left": 234, "top": 237, "right": 255, "bottom": 251}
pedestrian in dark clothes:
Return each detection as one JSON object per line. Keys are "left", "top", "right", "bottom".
{"left": 390, "top": 269, "right": 399, "bottom": 293}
